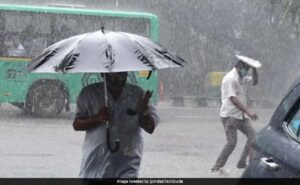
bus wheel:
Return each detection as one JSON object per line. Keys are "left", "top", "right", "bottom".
{"left": 26, "top": 81, "right": 67, "bottom": 117}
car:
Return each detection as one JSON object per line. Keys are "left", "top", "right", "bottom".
{"left": 242, "top": 76, "right": 300, "bottom": 178}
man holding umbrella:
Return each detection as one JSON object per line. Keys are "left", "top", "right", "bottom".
{"left": 73, "top": 72, "right": 159, "bottom": 178}
{"left": 211, "top": 55, "right": 261, "bottom": 174}
{"left": 27, "top": 29, "right": 186, "bottom": 178}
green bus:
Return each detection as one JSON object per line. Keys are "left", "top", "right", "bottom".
{"left": 0, "top": 4, "right": 159, "bottom": 117}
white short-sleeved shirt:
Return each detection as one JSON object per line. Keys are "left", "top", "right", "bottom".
{"left": 75, "top": 82, "right": 160, "bottom": 178}
{"left": 220, "top": 68, "right": 252, "bottom": 119}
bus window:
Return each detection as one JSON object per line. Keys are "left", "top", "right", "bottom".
{"left": 6, "top": 35, "right": 26, "bottom": 56}
{"left": 52, "top": 14, "right": 151, "bottom": 40}
{"left": 3, "top": 11, "right": 50, "bottom": 57}
{"left": 1, "top": 10, "right": 152, "bottom": 58}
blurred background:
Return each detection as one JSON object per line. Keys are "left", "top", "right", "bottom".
{"left": 1, "top": 0, "right": 300, "bottom": 108}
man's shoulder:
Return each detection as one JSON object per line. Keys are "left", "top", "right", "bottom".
{"left": 223, "top": 71, "right": 238, "bottom": 83}
{"left": 81, "top": 82, "right": 103, "bottom": 94}
{"left": 126, "top": 83, "right": 143, "bottom": 90}
{"left": 125, "top": 83, "right": 144, "bottom": 94}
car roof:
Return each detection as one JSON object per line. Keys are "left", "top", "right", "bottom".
{"left": 287, "top": 76, "right": 300, "bottom": 93}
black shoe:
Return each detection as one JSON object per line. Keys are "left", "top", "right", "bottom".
{"left": 237, "top": 161, "right": 247, "bottom": 169}
{"left": 211, "top": 167, "right": 224, "bottom": 174}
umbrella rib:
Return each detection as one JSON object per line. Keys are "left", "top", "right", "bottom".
{"left": 31, "top": 48, "right": 59, "bottom": 70}
{"left": 55, "top": 52, "right": 80, "bottom": 72}
{"left": 97, "top": 31, "right": 115, "bottom": 72}
{"left": 138, "top": 40, "right": 186, "bottom": 67}
{"left": 134, "top": 40, "right": 179, "bottom": 69}
{"left": 154, "top": 48, "right": 186, "bottom": 67}
{"left": 120, "top": 32, "right": 186, "bottom": 68}
{"left": 116, "top": 32, "right": 155, "bottom": 70}
{"left": 54, "top": 34, "right": 94, "bottom": 72}
{"left": 134, "top": 46, "right": 157, "bottom": 70}
{"left": 104, "top": 43, "right": 115, "bottom": 71}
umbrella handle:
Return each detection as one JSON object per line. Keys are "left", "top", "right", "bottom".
{"left": 103, "top": 74, "right": 119, "bottom": 153}
{"left": 104, "top": 73, "right": 108, "bottom": 106}
{"left": 106, "top": 124, "right": 119, "bottom": 153}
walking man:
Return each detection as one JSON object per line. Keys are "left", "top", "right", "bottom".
{"left": 73, "top": 72, "right": 160, "bottom": 178}
{"left": 211, "top": 55, "right": 261, "bottom": 173}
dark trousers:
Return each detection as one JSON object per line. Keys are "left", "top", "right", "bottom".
{"left": 213, "top": 117, "right": 256, "bottom": 169}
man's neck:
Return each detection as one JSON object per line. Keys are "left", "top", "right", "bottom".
{"left": 234, "top": 67, "right": 243, "bottom": 79}
{"left": 107, "top": 86, "right": 123, "bottom": 100}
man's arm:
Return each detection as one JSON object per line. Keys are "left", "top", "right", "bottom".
{"left": 252, "top": 68, "right": 258, "bottom": 86}
{"left": 230, "top": 96, "right": 258, "bottom": 121}
{"left": 73, "top": 107, "right": 110, "bottom": 131}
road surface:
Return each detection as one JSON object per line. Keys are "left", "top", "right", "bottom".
{"left": 0, "top": 103, "right": 274, "bottom": 178}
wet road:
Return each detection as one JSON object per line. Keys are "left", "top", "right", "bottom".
{"left": 0, "top": 103, "right": 274, "bottom": 177}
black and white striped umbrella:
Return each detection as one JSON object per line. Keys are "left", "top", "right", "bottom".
{"left": 27, "top": 30, "right": 186, "bottom": 73}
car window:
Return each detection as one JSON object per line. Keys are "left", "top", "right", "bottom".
{"left": 287, "top": 104, "right": 300, "bottom": 138}
{"left": 276, "top": 84, "right": 300, "bottom": 123}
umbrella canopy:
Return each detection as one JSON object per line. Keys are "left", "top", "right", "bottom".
{"left": 27, "top": 29, "right": 186, "bottom": 153}
{"left": 27, "top": 30, "right": 186, "bottom": 73}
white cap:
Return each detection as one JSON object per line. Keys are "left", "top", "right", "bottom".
{"left": 235, "top": 54, "right": 262, "bottom": 69}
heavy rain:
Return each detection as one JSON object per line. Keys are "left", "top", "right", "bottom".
{"left": 0, "top": 0, "right": 299, "bottom": 180}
